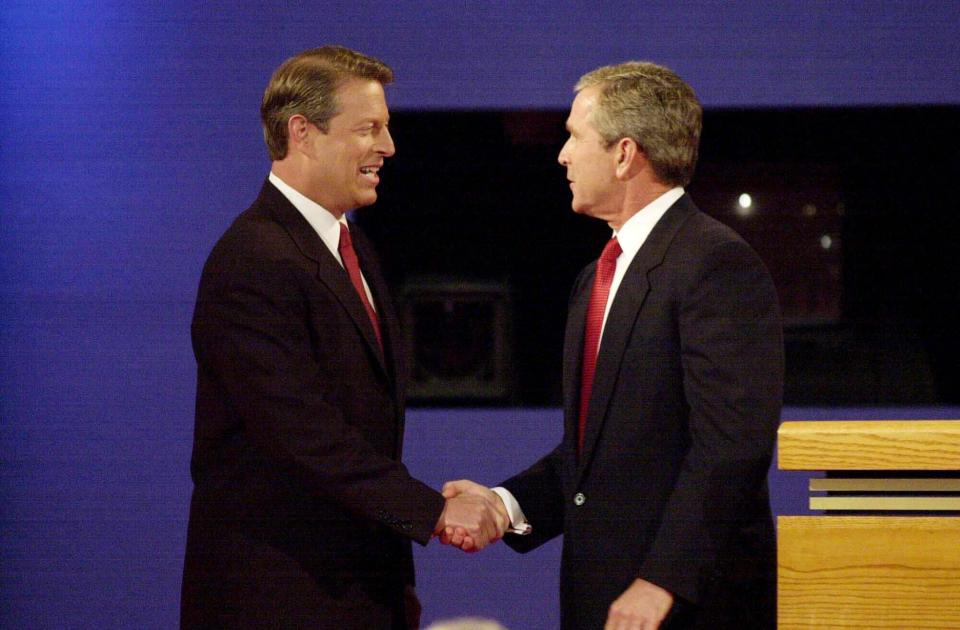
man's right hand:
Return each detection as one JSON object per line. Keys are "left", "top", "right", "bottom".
{"left": 434, "top": 481, "right": 509, "bottom": 551}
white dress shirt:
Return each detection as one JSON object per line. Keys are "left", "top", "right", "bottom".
{"left": 494, "top": 187, "right": 685, "bottom": 535}
{"left": 268, "top": 171, "right": 376, "bottom": 309}
{"left": 599, "top": 187, "right": 683, "bottom": 342}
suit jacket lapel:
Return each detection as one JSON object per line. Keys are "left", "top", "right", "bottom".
{"left": 258, "top": 180, "right": 389, "bottom": 376}
{"left": 563, "top": 266, "right": 593, "bottom": 453}
{"left": 576, "top": 195, "right": 697, "bottom": 478}
{"left": 350, "top": 223, "right": 408, "bottom": 458}
{"left": 350, "top": 223, "right": 401, "bottom": 388}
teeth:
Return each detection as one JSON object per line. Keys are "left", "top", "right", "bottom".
{"left": 360, "top": 167, "right": 378, "bottom": 175}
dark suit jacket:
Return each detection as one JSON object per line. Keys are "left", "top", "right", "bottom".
{"left": 181, "top": 180, "right": 445, "bottom": 629}
{"left": 503, "top": 194, "right": 783, "bottom": 629}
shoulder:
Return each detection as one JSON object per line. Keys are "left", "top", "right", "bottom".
{"left": 671, "top": 204, "right": 764, "bottom": 269}
{"left": 213, "top": 200, "right": 290, "bottom": 256}
{"left": 197, "top": 198, "right": 308, "bottom": 296}
{"left": 677, "top": 205, "right": 748, "bottom": 251}
{"left": 659, "top": 203, "right": 776, "bottom": 307}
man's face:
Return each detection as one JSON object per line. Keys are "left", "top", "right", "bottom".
{"left": 304, "top": 79, "right": 395, "bottom": 215}
{"left": 557, "top": 86, "right": 621, "bottom": 221}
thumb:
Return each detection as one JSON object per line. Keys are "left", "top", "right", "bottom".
{"left": 442, "top": 479, "right": 472, "bottom": 498}
{"left": 440, "top": 479, "right": 464, "bottom": 499}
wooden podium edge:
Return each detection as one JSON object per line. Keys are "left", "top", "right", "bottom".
{"left": 778, "top": 420, "right": 960, "bottom": 470}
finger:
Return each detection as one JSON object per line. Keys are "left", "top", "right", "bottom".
{"left": 467, "top": 523, "right": 490, "bottom": 550}
{"left": 438, "top": 526, "right": 455, "bottom": 545}
{"left": 617, "top": 613, "right": 649, "bottom": 630}
{"left": 448, "top": 479, "right": 489, "bottom": 498}
{"left": 605, "top": 607, "right": 626, "bottom": 630}
{"left": 441, "top": 481, "right": 461, "bottom": 498}
{"left": 441, "top": 480, "right": 474, "bottom": 498}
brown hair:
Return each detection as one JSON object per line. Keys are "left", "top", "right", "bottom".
{"left": 260, "top": 46, "right": 393, "bottom": 161}
{"left": 576, "top": 61, "right": 702, "bottom": 186}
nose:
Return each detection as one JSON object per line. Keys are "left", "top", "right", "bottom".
{"left": 378, "top": 125, "right": 396, "bottom": 157}
{"left": 558, "top": 138, "right": 570, "bottom": 166}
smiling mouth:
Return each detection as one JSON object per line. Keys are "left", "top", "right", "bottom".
{"left": 359, "top": 166, "right": 382, "bottom": 187}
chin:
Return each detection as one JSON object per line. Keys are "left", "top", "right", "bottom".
{"left": 354, "top": 193, "right": 378, "bottom": 208}
{"left": 571, "top": 201, "right": 591, "bottom": 216}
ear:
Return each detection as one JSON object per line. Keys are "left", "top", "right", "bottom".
{"left": 286, "top": 114, "right": 311, "bottom": 152}
{"left": 614, "top": 137, "right": 645, "bottom": 180}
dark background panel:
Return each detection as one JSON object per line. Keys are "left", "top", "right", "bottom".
{"left": 3, "top": 2, "right": 960, "bottom": 628}
{"left": 358, "top": 106, "right": 960, "bottom": 406}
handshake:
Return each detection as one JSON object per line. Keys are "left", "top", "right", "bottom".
{"left": 433, "top": 480, "right": 508, "bottom": 552}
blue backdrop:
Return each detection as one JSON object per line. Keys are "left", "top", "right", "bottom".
{"left": 2, "top": 2, "right": 959, "bottom": 628}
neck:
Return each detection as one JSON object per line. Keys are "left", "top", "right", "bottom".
{"left": 271, "top": 160, "right": 344, "bottom": 218}
{"left": 608, "top": 181, "right": 672, "bottom": 230}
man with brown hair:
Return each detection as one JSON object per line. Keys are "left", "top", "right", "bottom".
{"left": 180, "top": 46, "right": 507, "bottom": 629}
{"left": 444, "top": 61, "right": 783, "bottom": 629}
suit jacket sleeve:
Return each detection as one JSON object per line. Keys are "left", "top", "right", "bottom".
{"left": 639, "top": 238, "right": 783, "bottom": 602}
{"left": 498, "top": 265, "right": 594, "bottom": 553}
{"left": 500, "top": 443, "right": 566, "bottom": 552}
{"left": 192, "top": 251, "right": 444, "bottom": 545}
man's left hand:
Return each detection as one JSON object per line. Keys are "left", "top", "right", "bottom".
{"left": 604, "top": 578, "right": 674, "bottom": 630}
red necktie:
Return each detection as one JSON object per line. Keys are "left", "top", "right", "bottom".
{"left": 578, "top": 236, "right": 622, "bottom": 454}
{"left": 338, "top": 223, "right": 383, "bottom": 353}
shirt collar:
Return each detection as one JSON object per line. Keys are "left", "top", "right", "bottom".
{"left": 268, "top": 171, "right": 347, "bottom": 256}
{"left": 613, "top": 187, "right": 684, "bottom": 260}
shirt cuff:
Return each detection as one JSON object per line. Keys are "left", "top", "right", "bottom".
{"left": 491, "top": 487, "right": 532, "bottom": 535}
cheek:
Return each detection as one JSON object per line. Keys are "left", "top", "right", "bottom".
{"left": 577, "top": 162, "right": 597, "bottom": 185}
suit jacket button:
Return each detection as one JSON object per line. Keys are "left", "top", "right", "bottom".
{"left": 573, "top": 492, "right": 586, "bottom": 506}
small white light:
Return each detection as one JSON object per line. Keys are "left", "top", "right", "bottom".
{"left": 820, "top": 235, "right": 833, "bottom": 250}
{"left": 734, "top": 193, "right": 755, "bottom": 218}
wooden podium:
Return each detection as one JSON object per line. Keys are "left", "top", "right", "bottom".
{"left": 777, "top": 420, "right": 960, "bottom": 629}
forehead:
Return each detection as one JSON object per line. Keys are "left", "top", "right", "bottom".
{"left": 567, "top": 86, "right": 600, "bottom": 129}
{"left": 332, "top": 78, "right": 389, "bottom": 121}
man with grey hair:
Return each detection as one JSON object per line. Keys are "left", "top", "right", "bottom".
{"left": 444, "top": 62, "right": 783, "bottom": 629}
{"left": 181, "top": 46, "right": 507, "bottom": 629}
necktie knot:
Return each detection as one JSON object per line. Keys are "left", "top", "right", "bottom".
{"left": 338, "top": 223, "right": 353, "bottom": 251}
{"left": 600, "top": 236, "right": 622, "bottom": 265}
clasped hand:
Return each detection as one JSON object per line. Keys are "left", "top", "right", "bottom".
{"left": 433, "top": 479, "right": 509, "bottom": 552}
